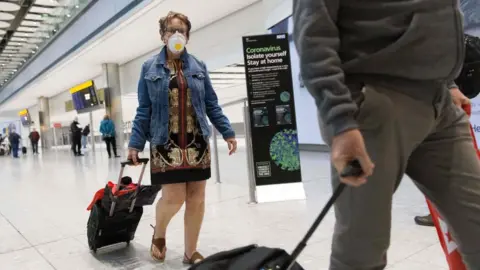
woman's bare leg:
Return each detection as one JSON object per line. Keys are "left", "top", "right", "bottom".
{"left": 184, "top": 180, "right": 207, "bottom": 258}
{"left": 152, "top": 183, "right": 186, "bottom": 258}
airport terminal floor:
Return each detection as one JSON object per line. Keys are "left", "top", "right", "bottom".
{"left": 0, "top": 139, "right": 447, "bottom": 270}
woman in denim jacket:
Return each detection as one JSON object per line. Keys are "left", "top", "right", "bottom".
{"left": 127, "top": 11, "right": 237, "bottom": 265}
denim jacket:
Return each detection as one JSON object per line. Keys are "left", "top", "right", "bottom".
{"left": 128, "top": 47, "right": 235, "bottom": 151}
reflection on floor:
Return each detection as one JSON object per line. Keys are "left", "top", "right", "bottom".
{"left": 0, "top": 139, "right": 447, "bottom": 269}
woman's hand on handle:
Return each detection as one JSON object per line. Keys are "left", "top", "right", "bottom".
{"left": 127, "top": 148, "right": 140, "bottom": 165}
{"left": 225, "top": 138, "right": 237, "bottom": 155}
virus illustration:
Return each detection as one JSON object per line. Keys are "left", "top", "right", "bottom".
{"left": 269, "top": 129, "right": 300, "bottom": 171}
{"left": 280, "top": 91, "right": 291, "bottom": 102}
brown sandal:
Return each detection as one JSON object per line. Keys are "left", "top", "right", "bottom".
{"left": 150, "top": 225, "right": 166, "bottom": 262}
{"left": 183, "top": 251, "right": 204, "bottom": 265}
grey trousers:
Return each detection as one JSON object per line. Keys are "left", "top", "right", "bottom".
{"left": 326, "top": 85, "right": 480, "bottom": 270}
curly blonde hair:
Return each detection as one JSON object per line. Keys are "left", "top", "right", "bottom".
{"left": 159, "top": 11, "right": 192, "bottom": 38}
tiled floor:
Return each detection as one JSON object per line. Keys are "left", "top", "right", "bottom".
{"left": 0, "top": 139, "right": 447, "bottom": 269}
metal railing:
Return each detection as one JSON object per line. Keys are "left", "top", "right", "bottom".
{"left": 213, "top": 96, "right": 257, "bottom": 204}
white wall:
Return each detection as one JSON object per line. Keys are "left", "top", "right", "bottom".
{"left": 264, "top": 0, "right": 292, "bottom": 29}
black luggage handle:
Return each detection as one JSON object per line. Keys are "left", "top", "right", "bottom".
{"left": 286, "top": 160, "right": 363, "bottom": 270}
{"left": 109, "top": 158, "right": 150, "bottom": 217}
{"left": 121, "top": 158, "right": 149, "bottom": 167}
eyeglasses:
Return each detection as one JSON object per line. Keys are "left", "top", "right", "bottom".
{"left": 165, "top": 26, "right": 187, "bottom": 35}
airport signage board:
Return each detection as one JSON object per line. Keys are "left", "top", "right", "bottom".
{"left": 242, "top": 33, "right": 302, "bottom": 186}
{"left": 70, "top": 80, "right": 99, "bottom": 112}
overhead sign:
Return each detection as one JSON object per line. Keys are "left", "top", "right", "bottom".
{"left": 18, "top": 109, "right": 31, "bottom": 127}
{"left": 18, "top": 109, "right": 28, "bottom": 116}
{"left": 70, "top": 80, "right": 99, "bottom": 112}
{"left": 242, "top": 33, "right": 302, "bottom": 186}
{"left": 69, "top": 80, "right": 94, "bottom": 94}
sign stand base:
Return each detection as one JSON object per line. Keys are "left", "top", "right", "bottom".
{"left": 256, "top": 182, "right": 306, "bottom": 204}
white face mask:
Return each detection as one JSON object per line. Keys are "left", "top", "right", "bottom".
{"left": 167, "top": 31, "right": 186, "bottom": 54}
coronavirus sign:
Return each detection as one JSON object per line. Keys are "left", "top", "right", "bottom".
{"left": 242, "top": 33, "right": 302, "bottom": 186}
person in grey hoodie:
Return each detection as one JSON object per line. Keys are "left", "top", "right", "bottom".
{"left": 293, "top": 1, "right": 480, "bottom": 269}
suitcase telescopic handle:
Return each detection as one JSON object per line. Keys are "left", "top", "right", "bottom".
{"left": 121, "top": 158, "right": 149, "bottom": 167}
{"left": 286, "top": 160, "right": 362, "bottom": 270}
{"left": 109, "top": 158, "right": 150, "bottom": 216}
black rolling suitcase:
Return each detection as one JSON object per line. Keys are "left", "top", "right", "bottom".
{"left": 189, "top": 161, "right": 362, "bottom": 270}
{"left": 87, "top": 158, "right": 156, "bottom": 253}
{"left": 22, "top": 146, "right": 27, "bottom": 155}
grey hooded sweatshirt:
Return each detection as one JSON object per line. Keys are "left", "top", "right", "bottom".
{"left": 293, "top": 0, "right": 465, "bottom": 139}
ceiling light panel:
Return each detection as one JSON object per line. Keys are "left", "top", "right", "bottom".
{"left": 30, "top": 6, "right": 54, "bottom": 14}
{"left": 17, "top": 27, "right": 37, "bottom": 32}
{"left": 18, "top": 48, "right": 34, "bottom": 53}
{"left": 10, "top": 37, "right": 27, "bottom": 42}
{"left": 5, "top": 44, "right": 23, "bottom": 49}
{"left": 7, "top": 42, "right": 24, "bottom": 46}
{"left": 0, "top": 2, "right": 21, "bottom": 12}
{"left": 10, "top": 58, "right": 26, "bottom": 62}
{"left": 21, "top": 20, "right": 40, "bottom": 27}
{"left": 13, "top": 32, "right": 33, "bottom": 37}
{"left": 0, "top": 21, "right": 10, "bottom": 28}
{"left": 0, "top": 12, "right": 14, "bottom": 21}
{"left": 25, "top": 13, "right": 45, "bottom": 21}
{"left": 34, "top": 0, "right": 61, "bottom": 7}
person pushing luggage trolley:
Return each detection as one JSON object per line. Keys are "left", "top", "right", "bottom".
{"left": 293, "top": 0, "right": 480, "bottom": 269}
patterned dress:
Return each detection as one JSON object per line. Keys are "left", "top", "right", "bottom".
{"left": 150, "top": 60, "right": 211, "bottom": 185}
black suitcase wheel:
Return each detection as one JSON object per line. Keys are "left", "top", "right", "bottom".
{"left": 87, "top": 204, "right": 100, "bottom": 253}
